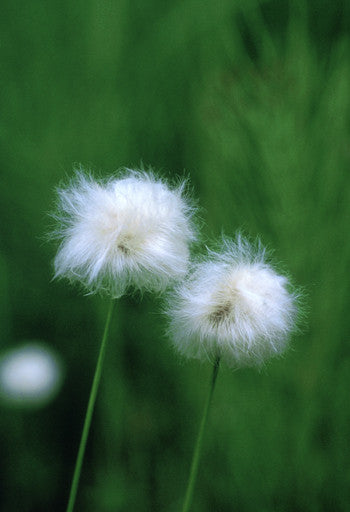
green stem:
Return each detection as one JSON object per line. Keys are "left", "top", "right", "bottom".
{"left": 66, "top": 298, "right": 115, "bottom": 512}
{"left": 181, "top": 357, "right": 220, "bottom": 512}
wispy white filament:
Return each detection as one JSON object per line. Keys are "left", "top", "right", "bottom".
{"left": 167, "top": 236, "right": 298, "bottom": 368}
{"left": 52, "top": 169, "right": 196, "bottom": 297}
{"left": 0, "top": 343, "right": 63, "bottom": 406}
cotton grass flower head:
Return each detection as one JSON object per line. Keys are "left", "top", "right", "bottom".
{"left": 52, "top": 169, "right": 196, "bottom": 297}
{"left": 0, "top": 343, "right": 63, "bottom": 407}
{"left": 167, "top": 235, "right": 298, "bottom": 368}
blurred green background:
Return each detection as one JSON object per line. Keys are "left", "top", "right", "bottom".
{"left": 1, "top": 0, "right": 350, "bottom": 510}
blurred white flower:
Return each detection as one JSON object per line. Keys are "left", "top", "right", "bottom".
{"left": 0, "top": 343, "right": 63, "bottom": 406}
{"left": 52, "top": 169, "right": 196, "bottom": 297}
{"left": 167, "top": 236, "right": 298, "bottom": 368}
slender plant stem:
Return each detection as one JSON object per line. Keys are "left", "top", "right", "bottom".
{"left": 66, "top": 298, "right": 115, "bottom": 512}
{"left": 181, "top": 357, "right": 220, "bottom": 512}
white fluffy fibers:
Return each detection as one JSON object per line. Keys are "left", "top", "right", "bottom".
{"left": 52, "top": 169, "right": 196, "bottom": 297}
{"left": 167, "top": 236, "right": 298, "bottom": 368}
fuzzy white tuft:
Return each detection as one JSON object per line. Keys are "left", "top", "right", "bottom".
{"left": 0, "top": 343, "right": 63, "bottom": 407}
{"left": 52, "top": 169, "right": 196, "bottom": 297}
{"left": 167, "top": 236, "right": 298, "bottom": 368}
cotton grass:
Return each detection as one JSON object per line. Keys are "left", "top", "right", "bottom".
{"left": 51, "top": 167, "right": 197, "bottom": 512}
{"left": 167, "top": 235, "right": 298, "bottom": 368}
{"left": 171, "top": 235, "right": 299, "bottom": 512}
{"left": 52, "top": 169, "right": 196, "bottom": 297}
{"left": 0, "top": 343, "right": 63, "bottom": 407}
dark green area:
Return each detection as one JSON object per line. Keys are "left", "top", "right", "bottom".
{"left": 1, "top": 1, "right": 350, "bottom": 510}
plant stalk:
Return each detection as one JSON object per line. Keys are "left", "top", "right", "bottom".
{"left": 66, "top": 298, "right": 115, "bottom": 512}
{"left": 181, "top": 357, "right": 220, "bottom": 512}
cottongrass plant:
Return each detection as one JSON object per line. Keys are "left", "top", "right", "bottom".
{"left": 166, "top": 235, "right": 298, "bottom": 512}
{"left": 51, "top": 168, "right": 196, "bottom": 512}
{"left": 53, "top": 169, "right": 195, "bottom": 297}
{"left": 0, "top": 342, "right": 63, "bottom": 407}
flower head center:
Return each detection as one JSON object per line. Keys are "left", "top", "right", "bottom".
{"left": 117, "top": 239, "right": 132, "bottom": 255}
{"left": 115, "top": 232, "right": 139, "bottom": 256}
{"left": 208, "top": 301, "right": 233, "bottom": 326}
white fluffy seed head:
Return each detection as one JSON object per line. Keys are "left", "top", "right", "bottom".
{"left": 51, "top": 169, "right": 196, "bottom": 297}
{"left": 0, "top": 343, "right": 63, "bottom": 407}
{"left": 167, "top": 236, "right": 298, "bottom": 368}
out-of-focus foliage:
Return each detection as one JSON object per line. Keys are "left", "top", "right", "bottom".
{"left": 0, "top": 1, "right": 349, "bottom": 510}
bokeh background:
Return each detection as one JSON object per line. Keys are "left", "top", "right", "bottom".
{"left": 1, "top": 0, "right": 350, "bottom": 510}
